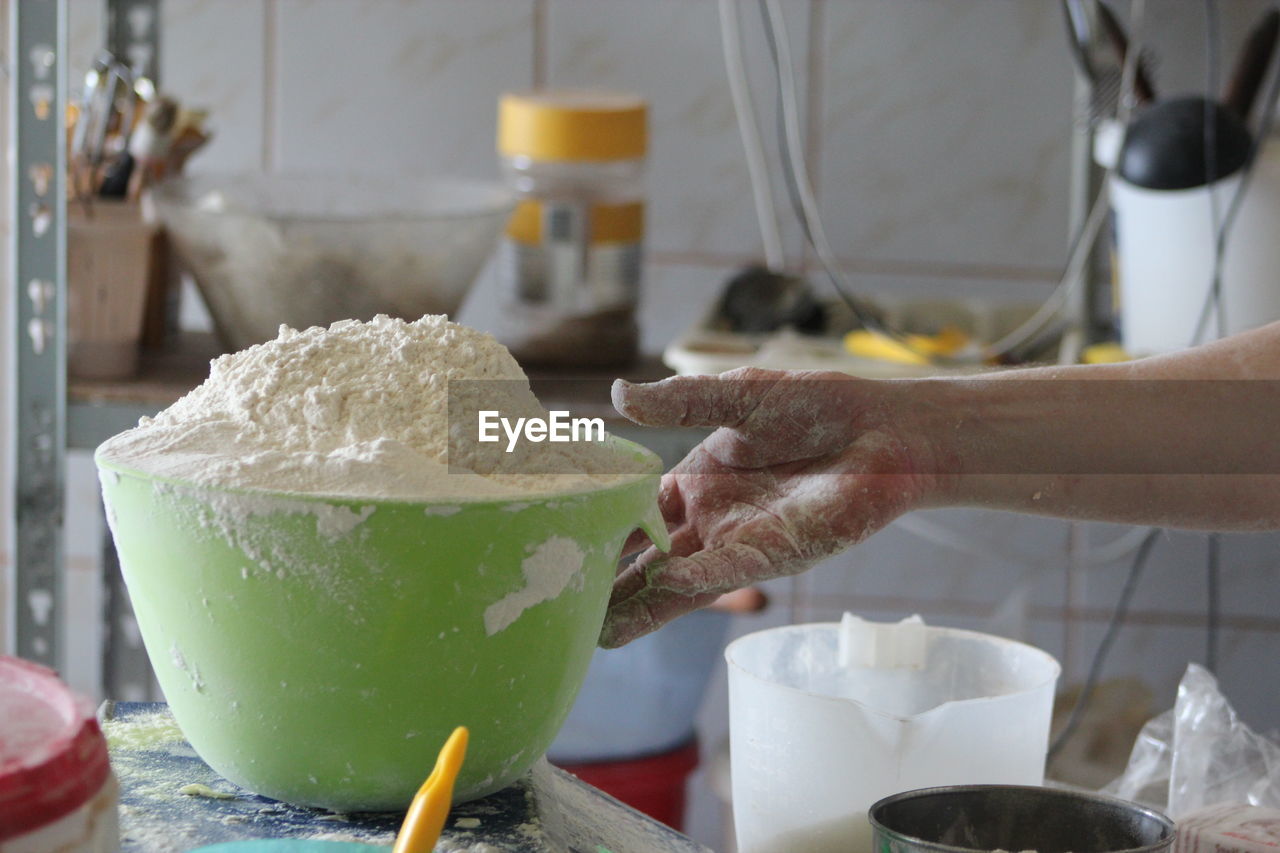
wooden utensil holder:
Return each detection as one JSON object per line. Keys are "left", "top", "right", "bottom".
{"left": 68, "top": 200, "right": 166, "bottom": 379}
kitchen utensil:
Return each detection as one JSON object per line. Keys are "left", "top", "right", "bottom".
{"left": 97, "top": 152, "right": 133, "bottom": 199}
{"left": 96, "top": 438, "right": 666, "bottom": 812}
{"left": 1094, "top": 1, "right": 1156, "bottom": 105}
{"left": 1060, "top": 1, "right": 1157, "bottom": 123}
{"left": 1061, "top": 0, "right": 1099, "bottom": 85}
{"left": 869, "top": 785, "right": 1175, "bottom": 853}
{"left": 150, "top": 173, "right": 515, "bottom": 350}
{"left": 71, "top": 51, "right": 135, "bottom": 201}
{"left": 123, "top": 95, "right": 179, "bottom": 200}
{"left": 393, "top": 727, "right": 468, "bottom": 853}
{"left": 1224, "top": 9, "right": 1280, "bottom": 123}
{"left": 190, "top": 732, "right": 471, "bottom": 852}
{"left": 1062, "top": 0, "right": 1126, "bottom": 124}
{"left": 725, "top": 615, "right": 1060, "bottom": 853}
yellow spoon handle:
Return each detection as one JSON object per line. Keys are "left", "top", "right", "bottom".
{"left": 393, "top": 726, "right": 469, "bottom": 853}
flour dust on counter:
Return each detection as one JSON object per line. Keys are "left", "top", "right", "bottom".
{"left": 104, "top": 704, "right": 708, "bottom": 852}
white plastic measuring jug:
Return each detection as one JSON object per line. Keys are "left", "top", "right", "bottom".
{"left": 726, "top": 614, "right": 1061, "bottom": 853}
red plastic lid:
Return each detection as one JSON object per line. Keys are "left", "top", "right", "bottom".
{"left": 0, "top": 657, "right": 111, "bottom": 841}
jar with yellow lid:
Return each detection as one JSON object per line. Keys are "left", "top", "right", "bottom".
{"left": 496, "top": 91, "right": 647, "bottom": 367}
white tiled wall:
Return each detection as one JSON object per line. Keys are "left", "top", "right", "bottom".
{"left": 18, "top": 1, "right": 1280, "bottom": 848}
{"left": 545, "top": 0, "right": 813, "bottom": 261}
{"left": 273, "top": 0, "right": 533, "bottom": 175}
{"left": 819, "top": 2, "right": 1073, "bottom": 272}
{"left": 161, "top": 0, "right": 266, "bottom": 172}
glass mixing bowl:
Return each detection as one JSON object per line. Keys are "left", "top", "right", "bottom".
{"left": 151, "top": 174, "right": 515, "bottom": 349}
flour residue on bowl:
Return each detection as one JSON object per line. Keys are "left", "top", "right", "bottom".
{"left": 484, "top": 537, "right": 586, "bottom": 635}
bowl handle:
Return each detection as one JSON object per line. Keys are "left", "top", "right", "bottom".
{"left": 638, "top": 499, "right": 671, "bottom": 552}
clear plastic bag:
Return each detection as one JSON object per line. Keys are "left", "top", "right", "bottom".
{"left": 1104, "top": 663, "right": 1280, "bottom": 817}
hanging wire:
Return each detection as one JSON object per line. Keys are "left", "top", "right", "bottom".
{"left": 755, "top": 0, "right": 1141, "bottom": 361}
{"left": 1191, "top": 1, "right": 1280, "bottom": 346}
{"left": 1206, "top": 533, "right": 1221, "bottom": 673}
{"left": 718, "top": 0, "right": 787, "bottom": 271}
{"left": 1049, "top": 527, "right": 1162, "bottom": 760}
{"left": 756, "top": 0, "right": 896, "bottom": 337}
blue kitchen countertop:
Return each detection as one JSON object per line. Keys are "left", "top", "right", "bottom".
{"left": 102, "top": 702, "right": 709, "bottom": 853}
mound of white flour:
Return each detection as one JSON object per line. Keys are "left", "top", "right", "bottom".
{"left": 97, "top": 315, "right": 639, "bottom": 500}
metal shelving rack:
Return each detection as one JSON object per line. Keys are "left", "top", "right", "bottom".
{"left": 11, "top": 0, "right": 67, "bottom": 668}
{"left": 10, "top": 0, "right": 159, "bottom": 673}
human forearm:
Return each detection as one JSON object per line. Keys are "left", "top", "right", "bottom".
{"left": 889, "top": 323, "right": 1280, "bottom": 529}
{"left": 930, "top": 473, "right": 1280, "bottom": 530}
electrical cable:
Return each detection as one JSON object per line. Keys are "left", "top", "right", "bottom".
{"left": 1047, "top": 3, "right": 1157, "bottom": 762}
{"left": 1206, "top": 533, "right": 1221, "bottom": 673}
{"left": 984, "top": 0, "right": 1147, "bottom": 359}
{"left": 757, "top": 0, "right": 1070, "bottom": 356}
{"left": 718, "top": 0, "right": 787, "bottom": 271}
{"left": 981, "top": 190, "right": 1110, "bottom": 359}
{"left": 1050, "top": 1, "right": 1280, "bottom": 759}
{"left": 1186, "top": 3, "right": 1280, "bottom": 689}
{"left": 1191, "top": 2, "right": 1280, "bottom": 347}
{"left": 756, "top": 0, "right": 893, "bottom": 337}
{"left": 1199, "top": 5, "right": 1224, "bottom": 688}
{"left": 1081, "top": 524, "right": 1158, "bottom": 566}
{"left": 1203, "top": 0, "right": 1226, "bottom": 344}
{"left": 756, "top": 0, "right": 1138, "bottom": 362}
{"left": 1048, "top": 527, "right": 1161, "bottom": 760}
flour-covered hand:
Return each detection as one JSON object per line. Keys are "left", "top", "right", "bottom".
{"left": 599, "top": 367, "right": 935, "bottom": 648}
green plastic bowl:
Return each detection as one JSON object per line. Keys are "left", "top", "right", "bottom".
{"left": 96, "top": 438, "right": 666, "bottom": 811}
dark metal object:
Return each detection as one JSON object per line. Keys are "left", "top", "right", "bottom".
{"left": 719, "top": 265, "right": 826, "bottom": 334}
{"left": 1224, "top": 9, "right": 1280, "bottom": 122}
{"left": 1094, "top": 1, "right": 1157, "bottom": 105}
{"left": 870, "top": 785, "right": 1176, "bottom": 853}
{"left": 1061, "top": 0, "right": 1098, "bottom": 84}
{"left": 1060, "top": 1, "right": 1157, "bottom": 115}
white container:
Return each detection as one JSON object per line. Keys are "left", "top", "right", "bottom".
{"left": 1102, "top": 121, "right": 1280, "bottom": 355}
{"left": 0, "top": 657, "right": 119, "bottom": 853}
{"left": 1110, "top": 173, "right": 1241, "bottom": 354}
{"left": 725, "top": 615, "right": 1060, "bottom": 853}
